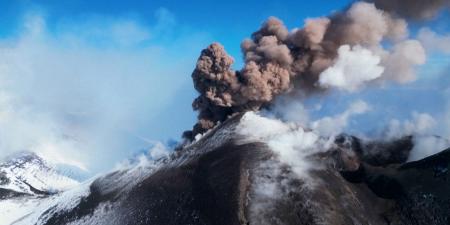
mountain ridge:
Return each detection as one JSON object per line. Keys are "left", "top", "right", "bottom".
{"left": 1, "top": 112, "right": 449, "bottom": 225}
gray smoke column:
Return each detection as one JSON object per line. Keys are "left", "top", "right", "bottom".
{"left": 186, "top": 1, "right": 439, "bottom": 138}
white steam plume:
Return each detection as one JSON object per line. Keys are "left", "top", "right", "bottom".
{"left": 383, "top": 112, "right": 436, "bottom": 139}
{"left": 382, "top": 111, "right": 450, "bottom": 161}
{"left": 237, "top": 112, "right": 333, "bottom": 182}
{"left": 318, "top": 45, "right": 384, "bottom": 91}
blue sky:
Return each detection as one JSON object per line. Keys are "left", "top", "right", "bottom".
{"left": 0, "top": 0, "right": 355, "bottom": 63}
{"left": 0, "top": 0, "right": 448, "bottom": 173}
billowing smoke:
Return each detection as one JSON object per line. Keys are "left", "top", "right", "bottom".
{"left": 186, "top": 1, "right": 450, "bottom": 222}
{"left": 188, "top": 1, "right": 431, "bottom": 137}
{"left": 369, "top": 0, "right": 450, "bottom": 20}
{"left": 418, "top": 28, "right": 450, "bottom": 54}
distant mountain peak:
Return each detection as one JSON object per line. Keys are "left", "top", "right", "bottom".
{"left": 0, "top": 151, "right": 80, "bottom": 197}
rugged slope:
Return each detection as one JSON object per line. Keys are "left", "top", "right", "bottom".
{"left": 0, "top": 152, "right": 79, "bottom": 198}
{"left": 1, "top": 113, "right": 450, "bottom": 225}
{"left": 0, "top": 152, "right": 81, "bottom": 225}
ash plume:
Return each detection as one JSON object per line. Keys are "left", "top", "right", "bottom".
{"left": 369, "top": 0, "right": 450, "bottom": 20}
{"left": 187, "top": 1, "right": 435, "bottom": 138}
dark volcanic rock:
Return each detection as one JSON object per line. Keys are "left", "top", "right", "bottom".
{"left": 0, "top": 171, "right": 9, "bottom": 185}
{"left": 335, "top": 134, "right": 414, "bottom": 167}
{"left": 18, "top": 115, "right": 450, "bottom": 225}
{"left": 358, "top": 149, "right": 450, "bottom": 225}
{"left": 42, "top": 142, "right": 267, "bottom": 225}
{"left": 0, "top": 187, "right": 30, "bottom": 200}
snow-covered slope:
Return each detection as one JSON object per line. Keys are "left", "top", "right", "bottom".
{"left": 0, "top": 149, "right": 167, "bottom": 225}
{"left": 0, "top": 152, "right": 80, "bottom": 196}
{"left": 0, "top": 152, "right": 86, "bottom": 225}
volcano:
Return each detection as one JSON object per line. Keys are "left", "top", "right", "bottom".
{"left": 1, "top": 112, "right": 449, "bottom": 225}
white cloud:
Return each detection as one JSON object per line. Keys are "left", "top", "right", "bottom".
{"left": 446, "top": 105, "right": 450, "bottom": 139}
{"left": 310, "top": 100, "right": 370, "bottom": 136}
{"left": 318, "top": 45, "right": 384, "bottom": 92}
{"left": 443, "top": 87, "right": 450, "bottom": 140}
{"left": 318, "top": 41, "right": 426, "bottom": 92}
{"left": 0, "top": 10, "right": 210, "bottom": 172}
{"left": 418, "top": 27, "right": 450, "bottom": 54}
{"left": 381, "top": 40, "right": 427, "bottom": 83}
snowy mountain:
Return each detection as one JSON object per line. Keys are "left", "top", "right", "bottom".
{"left": 0, "top": 152, "right": 79, "bottom": 197}
{"left": 0, "top": 152, "right": 85, "bottom": 225}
